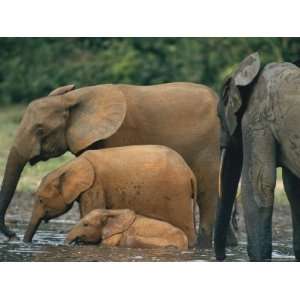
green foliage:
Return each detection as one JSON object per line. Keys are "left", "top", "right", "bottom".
{"left": 1, "top": 38, "right": 298, "bottom": 192}
{"left": 0, "top": 37, "right": 299, "bottom": 104}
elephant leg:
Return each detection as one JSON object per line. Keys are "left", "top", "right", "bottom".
{"left": 122, "top": 235, "right": 186, "bottom": 250}
{"left": 282, "top": 167, "right": 300, "bottom": 261}
{"left": 78, "top": 188, "right": 106, "bottom": 218}
{"left": 228, "top": 200, "right": 240, "bottom": 246}
{"left": 194, "top": 160, "right": 238, "bottom": 249}
{"left": 242, "top": 130, "right": 276, "bottom": 261}
{"left": 193, "top": 161, "right": 218, "bottom": 249}
{"left": 214, "top": 146, "right": 242, "bottom": 260}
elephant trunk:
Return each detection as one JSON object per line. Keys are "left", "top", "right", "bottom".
{"left": 23, "top": 203, "right": 44, "bottom": 243}
{"left": 65, "top": 228, "right": 81, "bottom": 245}
{"left": 0, "top": 147, "right": 27, "bottom": 237}
{"left": 23, "top": 219, "right": 42, "bottom": 243}
{"left": 214, "top": 147, "right": 242, "bottom": 261}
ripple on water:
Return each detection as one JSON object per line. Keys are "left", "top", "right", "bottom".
{"left": 0, "top": 221, "right": 296, "bottom": 262}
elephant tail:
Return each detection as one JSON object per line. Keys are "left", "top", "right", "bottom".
{"left": 190, "top": 174, "right": 197, "bottom": 234}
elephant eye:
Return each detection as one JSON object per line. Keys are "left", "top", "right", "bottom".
{"left": 83, "top": 223, "right": 89, "bottom": 227}
{"left": 36, "top": 126, "right": 45, "bottom": 137}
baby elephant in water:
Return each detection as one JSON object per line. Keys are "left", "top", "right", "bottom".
{"left": 66, "top": 209, "right": 189, "bottom": 250}
{"left": 24, "top": 145, "right": 197, "bottom": 246}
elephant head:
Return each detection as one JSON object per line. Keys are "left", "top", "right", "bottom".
{"left": 65, "top": 209, "right": 136, "bottom": 245}
{"left": 214, "top": 52, "right": 261, "bottom": 260}
{"left": 0, "top": 84, "right": 127, "bottom": 237}
{"left": 23, "top": 156, "right": 95, "bottom": 242}
{"left": 219, "top": 52, "right": 261, "bottom": 143}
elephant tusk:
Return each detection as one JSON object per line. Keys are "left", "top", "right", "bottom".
{"left": 219, "top": 148, "right": 227, "bottom": 200}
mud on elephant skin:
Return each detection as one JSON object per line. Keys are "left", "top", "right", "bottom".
{"left": 66, "top": 209, "right": 189, "bottom": 250}
{"left": 215, "top": 52, "right": 300, "bottom": 261}
{"left": 23, "top": 145, "right": 197, "bottom": 247}
{"left": 0, "top": 81, "right": 229, "bottom": 247}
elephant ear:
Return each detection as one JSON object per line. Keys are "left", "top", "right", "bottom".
{"left": 51, "top": 157, "right": 95, "bottom": 205}
{"left": 225, "top": 52, "right": 261, "bottom": 135}
{"left": 65, "top": 84, "right": 127, "bottom": 154}
{"left": 49, "top": 84, "right": 76, "bottom": 96}
{"left": 224, "top": 83, "right": 242, "bottom": 136}
{"left": 233, "top": 52, "right": 261, "bottom": 87}
{"left": 102, "top": 210, "right": 136, "bottom": 240}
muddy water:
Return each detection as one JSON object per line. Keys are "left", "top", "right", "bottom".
{"left": 0, "top": 193, "right": 296, "bottom": 262}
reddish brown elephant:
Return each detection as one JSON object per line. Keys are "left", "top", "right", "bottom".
{"left": 0, "top": 82, "right": 231, "bottom": 247}
{"left": 66, "top": 209, "right": 189, "bottom": 250}
{"left": 24, "top": 145, "right": 197, "bottom": 247}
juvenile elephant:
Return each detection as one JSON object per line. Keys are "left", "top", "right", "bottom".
{"left": 214, "top": 52, "right": 300, "bottom": 261}
{"left": 0, "top": 82, "right": 222, "bottom": 247}
{"left": 66, "top": 209, "right": 189, "bottom": 250}
{"left": 23, "top": 145, "right": 197, "bottom": 247}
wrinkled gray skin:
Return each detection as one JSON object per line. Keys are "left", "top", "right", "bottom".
{"left": 215, "top": 52, "right": 300, "bottom": 261}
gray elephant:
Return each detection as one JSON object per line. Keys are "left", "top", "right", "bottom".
{"left": 215, "top": 52, "right": 300, "bottom": 261}
{"left": 0, "top": 82, "right": 233, "bottom": 248}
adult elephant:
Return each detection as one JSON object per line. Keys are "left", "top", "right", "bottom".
{"left": 0, "top": 82, "right": 225, "bottom": 248}
{"left": 214, "top": 52, "right": 300, "bottom": 261}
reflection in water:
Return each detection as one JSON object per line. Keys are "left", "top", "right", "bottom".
{"left": 0, "top": 191, "right": 294, "bottom": 261}
{"left": 0, "top": 216, "right": 295, "bottom": 262}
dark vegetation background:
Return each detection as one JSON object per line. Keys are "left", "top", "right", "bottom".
{"left": 0, "top": 37, "right": 299, "bottom": 193}
{"left": 0, "top": 37, "right": 299, "bottom": 104}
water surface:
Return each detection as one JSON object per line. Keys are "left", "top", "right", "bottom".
{"left": 0, "top": 193, "right": 295, "bottom": 262}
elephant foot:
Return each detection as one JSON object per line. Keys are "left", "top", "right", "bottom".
{"left": 215, "top": 252, "right": 226, "bottom": 261}
{"left": 0, "top": 221, "right": 16, "bottom": 239}
{"left": 248, "top": 251, "right": 272, "bottom": 262}
{"left": 197, "top": 230, "right": 212, "bottom": 249}
{"left": 294, "top": 250, "right": 300, "bottom": 261}
{"left": 249, "top": 257, "right": 271, "bottom": 262}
